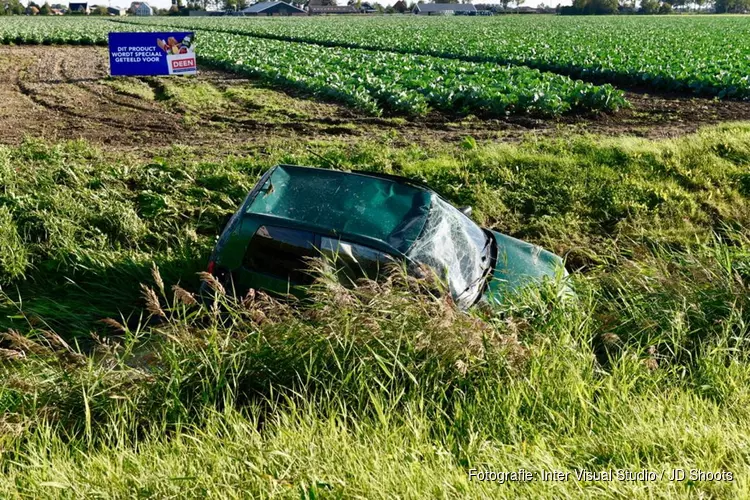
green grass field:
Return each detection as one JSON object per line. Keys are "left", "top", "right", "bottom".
{"left": 2, "top": 123, "right": 750, "bottom": 497}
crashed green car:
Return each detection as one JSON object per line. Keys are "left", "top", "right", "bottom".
{"left": 206, "top": 165, "right": 567, "bottom": 309}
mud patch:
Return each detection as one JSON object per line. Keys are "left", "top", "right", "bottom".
{"left": 0, "top": 45, "right": 364, "bottom": 148}
{"left": 2, "top": 45, "right": 750, "bottom": 150}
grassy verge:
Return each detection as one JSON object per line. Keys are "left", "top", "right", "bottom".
{"left": 1, "top": 125, "right": 750, "bottom": 497}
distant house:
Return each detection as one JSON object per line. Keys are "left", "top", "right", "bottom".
{"left": 68, "top": 2, "right": 89, "bottom": 13}
{"left": 413, "top": 3, "right": 476, "bottom": 14}
{"left": 392, "top": 0, "right": 407, "bottom": 12}
{"left": 107, "top": 5, "right": 127, "bottom": 14}
{"left": 307, "top": 4, "right": 358, "bottom": 14}
{"left": 26, "top": 5, "right": 40, "bottom": 14}
{"left": 188, "top": 9, "right": 226, "bottom": 15}
{"left": 359, "top": 1, "right": 376, "bottom": 12}
{"left": 130, "top": 1, "right": 153, "bottom": 14}
{"left": 241, "top": 1, "right": 305, "bottom": 15}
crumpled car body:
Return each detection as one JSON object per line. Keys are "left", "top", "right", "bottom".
{"left": 206, "top": 165, "right": 567, "bottom": 309}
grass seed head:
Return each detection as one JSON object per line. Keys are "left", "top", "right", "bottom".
{"left": 140, "top": 284, "right": 166, "bottom": 318}
{"left": 172, "top": 285, "right": 198, "bottom": 307}
{"left": 1, "top": 330, "right": 52, "bottom": 356}
{"left": 0, "top": 347, "right": 25, "bottom": 361}
{"left": 99, "top": 318, "right": 127, "bottom": 333}
{"left": 198, "top": 271, "right": 226, "bottom": 296}
{"left": 151, "top": 263, "right": 165, "bottom": 295}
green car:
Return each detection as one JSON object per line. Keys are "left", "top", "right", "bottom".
{"left": 206, "top": 165, "right": 567, "bottom": 309}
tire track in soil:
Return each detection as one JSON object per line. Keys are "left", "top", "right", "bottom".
{"left": 1, "top": 45, "right": 200, "bottom": 146}
{"left": 0, "top": 45, "right": 378, "bottom": 148}
{"left": 28, "top": 48, "right": 177, "bottom": 133}
{"left": 3, "top": 45, "right": 750, "bottom": 149}
{"left": 64, "top": 57, "right": 161, "bottom": 114}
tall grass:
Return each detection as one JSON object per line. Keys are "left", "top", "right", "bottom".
{"left": 1, "top": 240, "right": 748, "bottom": 497}
{"left": 1, "top": 127, "right": 750, "bottom": 496}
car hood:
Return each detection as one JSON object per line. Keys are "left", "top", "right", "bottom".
{"left": 483, "top": 230, "right": 566, "bottom": 305}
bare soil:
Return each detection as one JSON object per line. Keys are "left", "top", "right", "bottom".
{"left": 2, "top": 45, "right": 750, "bottom": 150}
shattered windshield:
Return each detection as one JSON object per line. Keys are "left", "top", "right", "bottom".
{"left": 406, "top": 196, "right": 492, "bottom": 309}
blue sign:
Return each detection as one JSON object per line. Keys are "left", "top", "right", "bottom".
{"left": 109, "top": 32, "right": 197, "bottom": 77}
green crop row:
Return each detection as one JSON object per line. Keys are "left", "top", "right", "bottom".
{"left": 126, "top": 15, "right": 750, "bottom": 99}
{"left": 0, "top": 18, "right": 627, "bottom": 117}
{"left": 0, "top": 17, "right": 140, "bottom": 45}
{"left": 195, "top": 31, "right": 626, "bottom": 117}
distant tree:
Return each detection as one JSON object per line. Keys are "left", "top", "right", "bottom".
{"left": 639, "top": 0, "right": 659, "bottom": 12}
{"left": 513, "top": 0, "right": 524, "bottom": 9}
{"left": 193, "top": 0, "right": 220, "bottom": 11}
{"left": 591, "top": 0, "right": 618, "bottom": 13}
{"left": 713, "top": 0, "right": 729, "bottom": 10}
{"left": 1, "top": 0, "right": 15, "bottom": 14}
{"left": 562, "top": 0, "right": 619, "bottom": 13}
{"left": 39, "top": 1, "right": 51, "bottom": 13}
{"left": 395, "top": 0, "right": 411, "bottom": 11}
{"left": 711, "top": 0, "right": 748, "bottom": 11}
{"left": 12, "top": 0, "right": 24, "bottom": 14}
{"left": 223, "top": 0, "right": 247, "bottom": 10}
{"left": 91, "top": 4, "right": 108, "bottom": 14}
{"left": 658, "top": 1, "right": 673, "bottom": 11}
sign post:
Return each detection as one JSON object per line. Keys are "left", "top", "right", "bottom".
{"left": 109, "top": 32, "right": 197, "bottom": 77}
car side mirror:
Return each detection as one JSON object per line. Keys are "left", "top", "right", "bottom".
{"left": 459, "top": 206, "right": 472, "bottom": 216}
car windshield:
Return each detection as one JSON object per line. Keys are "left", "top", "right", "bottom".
{"left": 406, "top": 196, "right": 493, "bottom": 309}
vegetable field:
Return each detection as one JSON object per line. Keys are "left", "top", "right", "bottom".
{"left": 3, "top": 15, "right": 750, "bottom": 115}
{"left": 0, "top": 17, "right": 137, "bottom": 45}
{"left": 0, "top": 16, "right": 627, "bottom": 117}
{"left": 127, "top": 15, "right": 750, "bottom": 99}
{"left": 198, "top": 31, "right": 623, "bottom": 117}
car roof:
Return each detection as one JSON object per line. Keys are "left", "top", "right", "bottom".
{"left": 244, "top": 165, "right": 434, "bottom": 254}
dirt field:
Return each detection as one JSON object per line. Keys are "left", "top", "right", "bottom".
{"left": 2, "top": 45, "right": 750, "bottom": 149}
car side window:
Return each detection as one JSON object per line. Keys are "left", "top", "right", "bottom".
{"left": 243, "top": 225, "right": 318, "bottom": 285}
{"left": 243, "top": 226, "right": 393, "bottom": 286}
